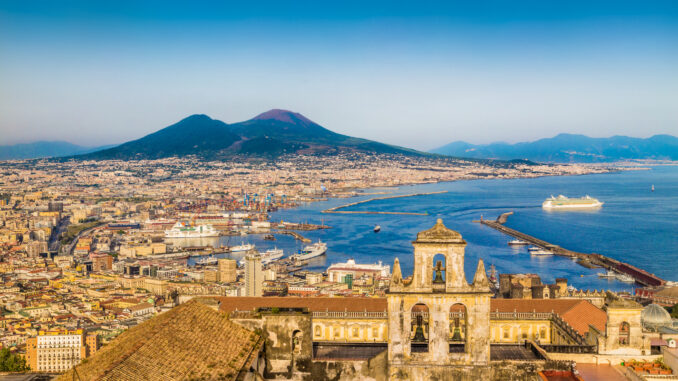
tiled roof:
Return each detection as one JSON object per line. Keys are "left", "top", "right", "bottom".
{"left": 490, "top": 299, "right": 607, "bottom": 335}
{"left": 218, "top": 296, "right": 388, "bottom": 313}
{"left": 58, "top": 300, "right": 261, "bottom": 381}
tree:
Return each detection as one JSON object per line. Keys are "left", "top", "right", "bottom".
{"left": 0, "top": 348, "right": 29, "bottom": 372}
{"left": 671, "top": 304, "right": 678, "bottom": 319}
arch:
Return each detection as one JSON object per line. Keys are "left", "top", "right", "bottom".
{"left": 410, "top": 303, "right": 429, "bottom": 353}
{"left": 619, "top": 321, "right": 630, "bottom": 346}
{"left": 431, "top": 254, "right": 446, "bottom": 292}
{"left": 314, "top": 325, "right": 322, "bottom": 338}
{"left": 449, "top": 303, "right": 467, "bottom": 353}
{"left": 291, "top": 330, "right": 302, "bottom": 355}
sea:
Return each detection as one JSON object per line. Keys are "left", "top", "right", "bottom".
{"left": 182, "top": 165, "right": 678, "bottom": 292}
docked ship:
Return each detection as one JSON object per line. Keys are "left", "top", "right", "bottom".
{"left": 289, "top": 241, "right": 327, "bottom": 263}
{"left": 165, "top": 222, "right": 219, "bottom": 238}
{"left": 528, "top": 246, "right": 552, "bottom": 256}
{"left": 230, "top": 243, "right": 255, "bottom": 252}
{"left": 240, "top": 248, "right": 284, "bottom": 266}
{"left": 542, "top": 195, "right": 603, "bottom": 209}
{"left": 196, "top": 255, "right": 217, "bottom": 266}
{"left": 508, "top": 239, "right": 528, "bottom": 246}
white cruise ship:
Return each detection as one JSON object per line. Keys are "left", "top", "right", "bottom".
{"left": 230, "top": 243, "right": 255, "bottom": 252}
{"left": 289, "top": 241, "right": 327, "bottom": 263}
{"left": 239, "top": 248, "right": 284, "bottom": 266}
{"left": 542, "top": 195, "right": 603, "bottom": 209}
{"left": 165, "top": 222, "right": 219, "bottom": 238}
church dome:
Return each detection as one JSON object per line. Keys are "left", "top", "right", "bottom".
{"left": 415, "top": 219, "right": 464, "bottom": 244}
{"left": 641, "top": 304, "right": 672, "bottom": 328}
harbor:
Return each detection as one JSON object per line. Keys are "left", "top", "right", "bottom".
{"left": 478, "top": 212, "right": 666, "bottom": 287}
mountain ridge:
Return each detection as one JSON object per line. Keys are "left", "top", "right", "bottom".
{"left": 0, "top": 141, "right": 113, "bottom": 160}
{"left": 76, "top": 110, "right": 425, "bottom": 160}
{"left": 431, "top": 133, "right": 678, "bottom": 162}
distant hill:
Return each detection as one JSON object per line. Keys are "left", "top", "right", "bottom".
{"left": 78, "top": 109, "right": 424, "bottom": 160}
{"left": 431, "top": 134, "right": 678, "bottom": 162}
{"left": 0, "top": 141, "right": 111, "bottom": 160}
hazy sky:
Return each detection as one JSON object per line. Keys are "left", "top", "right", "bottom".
{"left": 1, "top": 1, "right": 677, "bottom": 150}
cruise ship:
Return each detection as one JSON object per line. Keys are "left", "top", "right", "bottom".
{"left": 230, "top": 243, "right": 255, "bottom": 252}
{"left": 239, "top": 248, "right": 284, "bottom": 266}
{"left": 164, "top": 222, "right": 219, "bottom": 238}
{"left": 289, "top": 241, "right": 327, "bottom": 263}
{"left": 542, "top": 195, "right": 603, "bottom": 209}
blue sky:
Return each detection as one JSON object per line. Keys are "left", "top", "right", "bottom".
{"left": 1, "top": 1, "right": 677, "bottom": 149}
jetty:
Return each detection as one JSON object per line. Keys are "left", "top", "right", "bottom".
{"left": 321, "top": 191, "right": 447, "bottom": 216}
{"left": 478, "top": 213, "right": 665, "bottom": 287}
{"left": 279, "top": 230, "right": 312, "bottom": 243}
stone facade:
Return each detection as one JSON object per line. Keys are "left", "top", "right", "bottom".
{"left": 598, "top": 298, "right": 650, "bottom": 355}
{"left": 387, "top": 219, "right": 492, "bottom": 380}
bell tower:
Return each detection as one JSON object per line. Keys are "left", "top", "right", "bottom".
{"left": 387, "top": 219, "right": 491, "bottom": 380}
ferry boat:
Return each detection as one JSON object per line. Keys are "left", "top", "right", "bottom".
{"left": 196, "top": 255, "right": 217, "bottom": 266}
{"left": 230, "top": 243, "right": 255, "bottom": 252}
{"left": 239, "top": 248, "right": 284, "bottom": 266}
{"left": 165, "top": 222, "right": 219, "bottom": 238}
{"left": 542, "top": 195, "right": 603, "bottom": 209}
{"left": 289, "top": 241, "right": 327, "bottom": 263}
{"left": 508, "top": 239, "right": 528, "bottom": 246}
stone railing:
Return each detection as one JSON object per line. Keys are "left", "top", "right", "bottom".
{"left": 312, "top": 311, "right": 388, "bottom": 319}
{"left": 490, "top": 311, "right": 552, "bottom": 320}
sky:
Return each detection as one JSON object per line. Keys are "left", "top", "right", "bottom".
{"left": 1, "top": 1, "right": 677, "bottom": 150}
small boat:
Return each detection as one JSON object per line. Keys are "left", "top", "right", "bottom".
{"left": 374, "top": 225, "right": 381, "bottom": 233}
{"left": 616, "top": 273, "right": 635, "bottom": 283}
{"left": 264, "top": 234, "right": 276, "bottom": 241}
{"left": 651, "top": 184, "right": 655, "bottom": 192}
{"left": 508, "top": 239, "right": 528, "bottom": 246}
{"left": 530, "top": 249, "right": 553, "bottom": 256}
{"left": 597, "top": 270, "right": 617, "bottom": 278}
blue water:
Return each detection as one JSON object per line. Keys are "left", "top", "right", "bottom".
{"left": 256, "top": 166, "right": 678, "bottom": 292}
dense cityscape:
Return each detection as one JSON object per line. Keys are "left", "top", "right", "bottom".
{"left": 0, "top": 153, "right": 675, "bottom": 380}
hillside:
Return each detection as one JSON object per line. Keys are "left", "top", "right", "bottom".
{"left": 0, "top": 141, "right": 109, "bottom": 160}
{"left": 78, "top": 109, "right": 424, "bottom": 160}
{"left": 431, "top": 133, "right": 678, "bottom": 162}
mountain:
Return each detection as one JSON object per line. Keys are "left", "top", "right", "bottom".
{"left": 0, "top": 141, "right": 112, "bottom": 160}
{"left": 78, "top": 110, "right": 424, "bottom": 160}
{"left": 431, "top": 133, "right": 678, "bottom": 162}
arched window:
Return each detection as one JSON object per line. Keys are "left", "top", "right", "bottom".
{"left": 619, "top": 322, "right": 630, "bottom": 346}
{"left": 352, "top": 326, "right": 360, "bottom": 338}
{"left": 314, "top": 325, "right": 321, "bottom": 338}
{"left": 410, "top": 303, "right": 429, "bottom": 352}
{"left": 292, "top": 330, "right": 302, "bottom": 355}
{"left": 449, "top": 303, "right": 467, "bottom": 353}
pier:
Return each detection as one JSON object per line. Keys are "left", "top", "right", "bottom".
{"left": 478, "top": 213, "right": 665, "bottom": 287}
{"left": 279, "top": 230, "right": 312, "bottom": 243}
{"left": 321, "top": 191, "right": 447, "bottom": 216}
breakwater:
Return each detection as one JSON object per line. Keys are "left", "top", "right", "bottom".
{"left": 478, "top": 213, "right": 665, "bottom": 287}
{"left": 322, "top": 191, "right": 447, "bottom": 216}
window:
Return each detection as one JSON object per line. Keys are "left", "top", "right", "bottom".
{"left": 372, "top": 326, "right": 379, "bottom": 338}
{"left": 314, "top": 325, "right": 321, "bottom": 337}
{"left": 619, "top": 322, "right": 630, "bottom": 346}
{"left": 352, "top": 327, "right": 360, "bottom": 338}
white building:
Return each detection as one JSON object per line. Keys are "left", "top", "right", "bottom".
{"left": 327, "top": 259, "right": 390, "bottom": 283}
{"left": 245, "top": 253, "right": 263, "bottom": 297}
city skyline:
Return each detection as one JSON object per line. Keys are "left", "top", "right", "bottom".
{"left": 1, "top": 1, "right": 677, "bottom": 150}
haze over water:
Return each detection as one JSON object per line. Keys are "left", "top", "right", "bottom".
{"left": 262, "top": 166, "right": 678, "bottom": 292}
